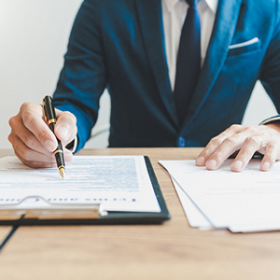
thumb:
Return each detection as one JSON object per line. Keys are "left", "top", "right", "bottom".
{"left": 54, "top": 109, "right": 77, "bottom": 142}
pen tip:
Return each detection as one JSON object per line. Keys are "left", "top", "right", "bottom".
{"left": 59, "top": 168, "right": 65, "bottom": 179}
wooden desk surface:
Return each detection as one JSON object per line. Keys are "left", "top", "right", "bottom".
{"left": 0, "top": 148, "right": 280, "bottom": 280}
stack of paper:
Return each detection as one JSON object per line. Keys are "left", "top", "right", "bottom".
{"left": 0, "top": 156, "right": 161, "bottom": 213}
{"left": 159, "top": 159, "right": 280, "bottom": 233}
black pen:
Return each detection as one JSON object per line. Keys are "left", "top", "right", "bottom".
{"left": 42, "top": 95, "right": 65, "bottom": 179}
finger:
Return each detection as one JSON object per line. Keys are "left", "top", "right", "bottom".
{"left": 63, "top": 148, "right": 74, "bottom": 163}
{"left": 10, "top": 134, "right": 73, "bottom": 168}
{"left": 196, "top": 125, "right": 242, "bottom": 167}
{"left": 54, "top": 110, "right": 77, "bottom": 144}
{"left": 9, "top": 112, "right": 73, "bottom": 160}
{"left": 231, "top": 136, "right": 263, "bottom": 172}
{"left": 9, "top": 115, "right": 51, "bottom": 155}
{"left": 20, "top": 103, "right": 57, "bottom": 152}
{"left": 205, "top": 135, "right": 244, "bottom": 170}
{"left": 260, "top": 143, "right": 279, "bottom": 172}
{"left": 15, "top": 153, "right": 56, "bottom": 169}
{"left": 205, "top": 126, "right": 264, "bottom": 170}
{"left": 11, "top": 135, "right": 56, "bottom": 167}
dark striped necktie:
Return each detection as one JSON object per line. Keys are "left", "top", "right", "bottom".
{"left": 174, "top": 0, "right": 201, "bottom": 124}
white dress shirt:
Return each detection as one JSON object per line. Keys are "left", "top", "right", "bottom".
{"left": 162, "top": 0, "right": 218, "bottom": 90}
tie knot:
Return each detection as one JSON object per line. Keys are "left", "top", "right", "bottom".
{"left": 186, "top": 0, "right": 197, "bottom": 7}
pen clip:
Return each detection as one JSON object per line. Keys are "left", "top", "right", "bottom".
{"left": 42, "top": 98, "right": 47, "bottom": 122}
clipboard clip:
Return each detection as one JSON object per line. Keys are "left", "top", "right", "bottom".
{"left": 0, "top": 196, "right": 108, "bottom": 220}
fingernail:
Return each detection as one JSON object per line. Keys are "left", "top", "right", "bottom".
{"left": 196, "top": 156, "right": 205, "bottom": 166}
{"left": 44, "top": 140, "right": 57, "bottom": 151}
{"left": 262, "top": 161, "right": 270, "bottom": 171}
{"left": 231, "top": 160, "right": 243, "bottom": 171}
{"left": 207, "top": 159, "right": 217, "bottom": 170}
{"left": 57, "top": 126, "right": 69, "bottom": 140}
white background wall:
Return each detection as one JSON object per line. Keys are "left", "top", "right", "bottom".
{"left": 0, "top": 0, "right": 277, "bottom": 150}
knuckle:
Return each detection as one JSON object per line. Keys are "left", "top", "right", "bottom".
{"left": 244, "top": 126, "right": 256, "bottom": 134}
{"left": 246, "top": 136, "right": 260, "bottom": 146}
{"left": 219, "top": 131, "right": 228, "bottom": 138}
{"left": 256, "top": 126, "right": 271, "bottom": 135}
{"left": 229, "top": 124, "right": 241, "bottom": 131}
{"left": 210, "top": 137, "right": 223, "bottom": 146}
{"left": 21, "top": 103, "right": 41, "bottom": 127}
{"left": 7, "top": 134, "right": 13, "bottom": 144}
{"left": 37, "top": 129, "right": 49, "bottom": 143}
{"left": 20, "top": 102, "right": 35, "bottom": 115}
{"left": 24, "top": 135, "right": 35, "bottom": 148}
{"left": 223, "top": 136, "right": 238, "bottom": 146}
{"left": 20, "top": 102, "right": 29, "bottom": 111}
{"left": 267, "top": 142, "right": 278, "bottom": 150}
{"left": 21, "top": 109, "right": 35, "bottom": 126}
{"left": 8, "top": 116, "right": 16, "bottom": 128}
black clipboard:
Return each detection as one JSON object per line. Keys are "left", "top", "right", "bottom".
{"left": 0, "top": 157, "right": 170, "bottom": 226}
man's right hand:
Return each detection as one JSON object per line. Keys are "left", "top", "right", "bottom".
{"left": 8, "top": 102, "right": 77, "bottom": 168}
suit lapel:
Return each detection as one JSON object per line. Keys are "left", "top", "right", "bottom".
{"left": 181, "top": 0, "right": 243, "bottom": 131}
{"left": 135, "top": 0, "right": 180, "bottom": 128}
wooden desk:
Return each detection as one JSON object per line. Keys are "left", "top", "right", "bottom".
{"left": 0, "top": 150, "right": 15, "bottom": 248}
{"left": 0, "top": 148, "right": 280, "bottom": 280}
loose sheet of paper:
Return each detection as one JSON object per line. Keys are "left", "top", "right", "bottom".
{"left": 0, "top": 156, "right": 160, "bottom": 213}
{"left": 159, "top": 159, "right": 280, "bottom": 232}
{"left": 170, "top": 176, "right": 212, "bottom": 229}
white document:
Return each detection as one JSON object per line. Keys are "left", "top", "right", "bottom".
{"left": 159, "top": 159, "right": 280, "bottom": 232}
{"left": 160, "top": 160, "right": 212, "bottom": 229}
{"left": 170, "top": 176, "right": 213, "bottom": 229}
{"left": 0, "top": 156, "right": 160, "bottom": 213}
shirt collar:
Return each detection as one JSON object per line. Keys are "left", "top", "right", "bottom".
{"left": 164, "top": 0, "right": 178, "bottom": 12}
{"left": 205, "top": 0, "right": 218, "bottom": 13}
{"left": 163, "top": 0, "right": 218, "bottom": 14}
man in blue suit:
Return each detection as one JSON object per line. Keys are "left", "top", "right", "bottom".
{"left": 8, "top": 0, "right": 280, "bottom": 172}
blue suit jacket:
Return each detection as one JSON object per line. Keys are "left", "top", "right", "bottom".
{"left": 53, "top": 0, "right": 280, "bottom": 151}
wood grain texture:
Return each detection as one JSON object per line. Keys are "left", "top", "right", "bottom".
{"left": 0, "top": 227, "right": 14, "bottom": 247}
{"left": 0, "top": 148, "right": 280, "bottom": 280}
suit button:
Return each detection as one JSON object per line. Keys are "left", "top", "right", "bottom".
{"left": 178, "top": 137, "right": 185, "bottom": 147}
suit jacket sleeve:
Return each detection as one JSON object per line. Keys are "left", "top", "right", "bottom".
{"left": 52, "top": 0, "right": 107, "bottom": 151}
{"left": 259, "top": 1, "right": 280, "bottom": 125}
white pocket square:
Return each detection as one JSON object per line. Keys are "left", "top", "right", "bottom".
{"left": 229, "top": 37, "right": 260, "bottom": 50}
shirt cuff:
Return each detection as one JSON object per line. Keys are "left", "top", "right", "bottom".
{"left": 259, "top": 115, "right": 280, "bottom": 125}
